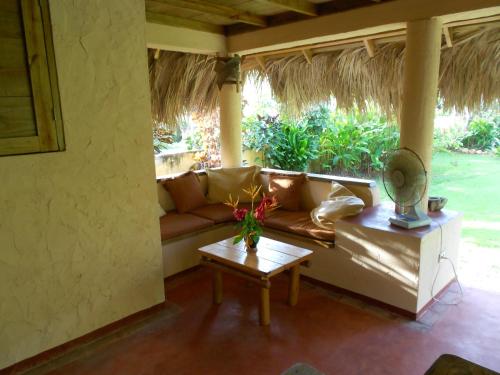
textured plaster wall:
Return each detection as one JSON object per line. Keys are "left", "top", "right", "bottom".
{"left": 0, "top": 0, "right": 164, "bottom": 369}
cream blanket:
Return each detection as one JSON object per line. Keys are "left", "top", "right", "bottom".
{"left": 311, "top": 182, "right": 365, "bottom": 230}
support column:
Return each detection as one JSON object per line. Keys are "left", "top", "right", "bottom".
{"left": 219, "top": 84, "right": 242, "bottom": 167}
{"left": 400, "top": 18, "right": 442, "bottom": 211}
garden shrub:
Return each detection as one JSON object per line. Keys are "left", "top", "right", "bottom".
{"left": 461, "top": 115, "right": 499, "bottom": 151}
{"left": 242, "top": 114, "right": 319, "bottom": 171}
{"left": 433, "top": 127, "right": 464, "bottom": 152}
{"left": 316, "top": 109, "right": 399, "bottom": 176}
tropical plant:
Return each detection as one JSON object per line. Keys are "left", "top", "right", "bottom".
{"left": 243, "top": 114, "right": 319, "bottom": 171}
{"left": 433, "top": 127, "right": 464, "bottom": 152}
{"left": 317, "top": 108, "right": 399, "bottom": 176}
{"left": 461, "top": 115, "right": 499, "bottom": 151}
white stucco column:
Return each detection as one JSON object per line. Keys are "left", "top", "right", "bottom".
{"left": 219, "top": 83, "right": 242, "bottom": 167}
{"left": 400, "top": 18, "right": 442, "bottom": 211}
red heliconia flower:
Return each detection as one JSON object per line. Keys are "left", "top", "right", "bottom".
{"left": 254, "top": 206, "right": 265, "bottom": 222}
{"left": 233, "top": 208, "right": 248, "bottom": 222}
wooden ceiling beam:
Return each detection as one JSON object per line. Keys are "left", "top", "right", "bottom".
{"left": 442, "top": 27, "right": 453, "bottom": 47}
{"left": 255, "top": 56, "right": 267, "bottom": 70}
{"left": 363, "top": 38, "right": 377, "bottom": 57}
{"left": 153, "top": 0, "right": 267, "bottom": 27}
{"left": 249, "top": 29, "right": 406, "bottom": 58}
{"left": 146, "top": 12, "right": 224, "bottom": 34}
{"left": 302, "top": 48, "right": 313, "bottom": 64}
{"left": 259, "top": 0, "right": 317, "bottom": 17}
{"left": 228, "top": 0, "right": 500, "bottom": 55}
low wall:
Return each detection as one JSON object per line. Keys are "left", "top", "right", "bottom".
{"left": 155, "top": 149, "right": 263, "bottom": 176}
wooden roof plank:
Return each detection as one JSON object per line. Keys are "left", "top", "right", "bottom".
{"left": 259, "top": 0, "right": 317, "bottom": 16}
{"left": 146, "top": 11, "right": 224, "bottom": 34}
{"left": 153, "top": 0, "right": 267, "bottom": 27}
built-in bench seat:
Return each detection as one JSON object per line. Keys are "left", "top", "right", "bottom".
{"left": 160, "top": 207, "right": 334, "bottom": 243}
{"left": 157, "top": 168, "right": 379, "bottom": 277}
{"left": 264, "top": 210, "right": 336, "bottom": 242}
{"left": 160, "top": 212, "right": 214, "bottom": 241}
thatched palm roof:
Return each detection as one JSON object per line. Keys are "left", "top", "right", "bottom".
{"left": 148, "top": 25, "right": 499, "bottom": 128}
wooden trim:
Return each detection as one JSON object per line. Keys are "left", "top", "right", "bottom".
{"left": 0, "top": 136, "right": 40, "bottom": 156}
{"left": 21, "top": 0, "right": 58, "bottom": 152}
{"left": 443, "top": 26, "right": 453, "bottom": 47}
{"left": 444, "top": 14, "right": 500, "bottom": 28}
{"left": 1, "top": 302, "right": 167, "bottom": 374}
{"left": 39, "top": 0, "right": 65, "bottom": 151}
{"left": 146, "top": 12, "right": 224, "bottom": 34}
{"left": 301, "top": 48, "right": 313, "bottom": 64}
{"left": 248, "top": 29, "right": 406, "bottom": 58}
{"left": 151, "top": 0, "right": 267, "bottom": 27}
{"left": 259, "top": 0, "right": 317, "bottom": 16}
{"left": 228, "top": 0, "right": 500, "bottom": 54}
{"left": 239, "top": 15, "right": 499, "bottom": 58}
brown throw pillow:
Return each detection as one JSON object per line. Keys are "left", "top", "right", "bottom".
{"left": 162, "top": 171, "right": 207, "bottom": 214}
{"left": 268, "top": 173, "right": 306, "bottom": 211}
{"left": 206, "top": 166, "right": 261, "bottom": 203}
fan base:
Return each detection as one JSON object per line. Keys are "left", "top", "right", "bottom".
{"left": 389, "top": 215, "right": 432, "bottom": 229}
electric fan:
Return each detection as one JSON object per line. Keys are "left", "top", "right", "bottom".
{"left": 382, "top": 148, "right": 431, "bottom": 229}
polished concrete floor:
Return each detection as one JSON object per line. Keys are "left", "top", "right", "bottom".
{"left": 39, "top": 269, "right": 500, "bottom": 375}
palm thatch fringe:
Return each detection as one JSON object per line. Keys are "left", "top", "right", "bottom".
{"left": 148, "top": 26, "right": 499, "bottom": 128}
{"left": 439, "top": 26, "right": 500, "bottom": 111}
{"left": 148, "top": 50, "right": 218, "bottom": 130}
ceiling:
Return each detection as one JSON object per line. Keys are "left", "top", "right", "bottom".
{"left": 145, "top": 0, "right": 388, "bottom": 35}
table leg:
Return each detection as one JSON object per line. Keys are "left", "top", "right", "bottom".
{"left": 260, "top": 286, "right": 270, "bottom": 326}
{"left": 213, "top": 270, "right": 223, "bottom": 305}
{"left": 288, "top": 265, "right": 300, "bottom": 306}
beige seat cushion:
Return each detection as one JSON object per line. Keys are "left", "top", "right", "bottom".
{"left": 264, "top": 209, "right": 335, "bottom": 242}
{"left": 162, "top": 171, "right": 208, "bottom": 214}
{"left": 159, "top": 212, "right": 214, "bottom": 241}
{"left": 189, "top": 203, "right": 235, "bottom": 224}
{"left": 206, "top": 166, "right": 260, "bottom": 203}
{"left": 268, "top": 173, "right": 306, "bottom": 211}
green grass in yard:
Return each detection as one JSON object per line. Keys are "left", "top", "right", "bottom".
{"left": 376, "top": 152, "right": 500, "bottom": 248}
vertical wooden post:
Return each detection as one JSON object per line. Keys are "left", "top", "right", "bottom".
{"left": 213, "top": 270, "right": 223, "bottom": 305}
{"left": 220, "top": 79, "right": 242, "bottom": 167}
{"left": 400, "top": 18, "right": 442, "bottom": 211}
{"left": 260, "top": 286, "right": 270, "bottom": 325}
{"left": 288, "top": 265, "right": 300, "bottom": 306}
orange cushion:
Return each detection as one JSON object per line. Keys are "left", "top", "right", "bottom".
{"left": 264, "top": 210, "right": 335, "bottom": 242}
{"left": 189, "top": 204, "right": 235, "bottom": 224}
{"left": 162, "top": 171, "right": 207, "bottom": 214}
{"left": 159, "top": 212, "right": 214, "bottom": 241}
{"left": 268, "top": 173, "right": 306, "bottom": 211}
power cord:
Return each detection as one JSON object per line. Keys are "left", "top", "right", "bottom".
{"left": 430, "top": 221, "right": 463, "bottom": 305}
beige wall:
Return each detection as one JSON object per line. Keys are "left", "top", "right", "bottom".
{"left": 0, "top": 0, "right": 165, "bottom": 369}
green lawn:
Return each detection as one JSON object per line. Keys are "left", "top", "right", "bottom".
{"left": 377, "top": 152, "right": 500, "bottom": 248}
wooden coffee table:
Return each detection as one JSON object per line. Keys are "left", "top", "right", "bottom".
{"left": 198, "top": 236, "right": 313, "bottom": 326}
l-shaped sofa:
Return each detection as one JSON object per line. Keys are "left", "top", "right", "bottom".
{"left": 157, "top": 167, "right": 380, "bottom": 277}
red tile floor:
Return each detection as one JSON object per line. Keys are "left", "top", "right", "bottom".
{"left": 39, "top": 269, "right": 500, "bottom": 375}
